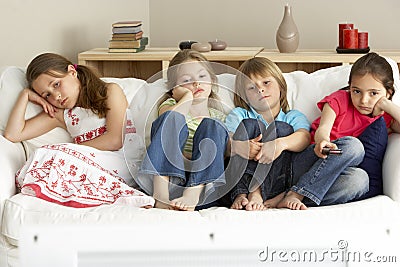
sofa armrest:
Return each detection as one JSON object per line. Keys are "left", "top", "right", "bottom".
{"left": 0, "top": 135, "right": 26, "bottom": 205}
{"left": 382, "top": 133, "right": 400, "bottom": 202}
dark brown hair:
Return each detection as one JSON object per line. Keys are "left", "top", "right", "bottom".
{"left": 234, "top": 57, "right": 290, "bottom": 112}
{"left": 349, "top": 52, "right": 395, "bottom": 99}
{"left": 26, "top": 53, "right": 109, "bottom": 117}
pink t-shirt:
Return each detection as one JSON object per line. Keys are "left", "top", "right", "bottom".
{"left": 311, "top": 90, "right": 392, "bottom": 142}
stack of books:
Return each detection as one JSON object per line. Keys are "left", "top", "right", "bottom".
{"left": 109, "top": 21, "right": 148, "bottom": 53}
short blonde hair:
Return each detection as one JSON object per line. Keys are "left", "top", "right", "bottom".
{"left": 234, "top": 57, "right": 290, "bottom": 112}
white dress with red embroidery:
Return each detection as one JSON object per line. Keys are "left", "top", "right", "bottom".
{"left": 16, "top": 107, "right": 154, "bottom": 208}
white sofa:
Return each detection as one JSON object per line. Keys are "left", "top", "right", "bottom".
{"left": 1, "top": 61, "right": 400, "bottom": 267}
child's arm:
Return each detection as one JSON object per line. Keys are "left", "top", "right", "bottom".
{"left": 79, "top": 83, "right": 127, "bottom": 151}
{"left": 158, "top": 86, "right": 193, "bottom": 116}
{"left": 229, "top": 134, "right": 263, "bottom": 160}
{"left": 374, "top": 97, "right": 400, "bottom": 133}
{"left": 4, "top": 88, "right": 64, "bottom": 142}
{"left": 255, "top": 129, "right": 310, "bottom": 164}
{"left": 313, "top": 103, "right": 337, "bottom": 158}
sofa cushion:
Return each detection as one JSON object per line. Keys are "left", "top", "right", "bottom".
{"left": 0, "top": 67, "right": 72, "bottom": 157}
{"left": 357, "top": 117, "right": 388, "bottom": 199}
{"left": 1, "top": 193, "right": 206, "bottom": 246}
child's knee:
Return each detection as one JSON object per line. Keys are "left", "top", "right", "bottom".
{"left": 337, "top": 136, "right": 365, "bottom": 162}
{"left": 196, "top": 118, "right": 229, "bottom": 142}
{"left": 349, "top": 168, "right": 369, "bottom": 196}
{"left": 274, "top": 121, "right": 294, "bottom": 137}
{"left": 233, "top": 118, "right": 261, "bottom": 140}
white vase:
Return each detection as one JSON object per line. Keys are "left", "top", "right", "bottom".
{"left": 276, "top": 4, "right": 299, "bottom": 53}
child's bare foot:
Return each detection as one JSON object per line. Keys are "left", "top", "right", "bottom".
{"left": 277, "top": 191, "right": 307, "bottom": 210}
{"left": 231, "top": 194, "right": 249, "bottom": 210}
{"left": 154, "top": 200, "right": 175, "bottom": 210}
{"left": 263, "top": 192, "right": 286, "bottom": 209}
{"left": 170, "top": 184, "right": 203, "bottom": 211}
{"left": 170, "top": 197, "right": 196, "bottom": 211}
{"left": 245, "top": 192, "right": 266, "bottom": 211}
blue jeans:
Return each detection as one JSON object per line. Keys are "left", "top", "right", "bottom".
{"left": 291, "top": 136, "right": 369, "bottom": 206}
{"left": 139, "top": 111, "right": 229, "bottom": 198}
{"left": 226, "top": 119, "right": 294, "bottom": 202}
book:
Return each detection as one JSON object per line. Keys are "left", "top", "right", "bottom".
{"left": 112, "top": 26, "right": 142, "bottom": 34}
{"left": 112, "top": 20, "right": 142, "bottom": 28}
{"left": 109, "top": 37, "right": 149, "bottom": 49}
{"left": 108, "top": 46, "right": 146, "bottom": 53}
{"left": 111, "top": 31, "right": 144, "bottom": 41}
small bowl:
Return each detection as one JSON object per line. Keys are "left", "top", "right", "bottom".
{"left": 191, "top": 42, "right": 212, "bottom": 52}
{"left": 209, "top": 40, "right": 227, "bottom": 51}
{"left": 179, "top": 41, "right": 198, "bottom": 50}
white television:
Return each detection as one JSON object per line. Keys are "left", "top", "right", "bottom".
{"left": 19, "top": 221, "right": 398, "bottom": 267}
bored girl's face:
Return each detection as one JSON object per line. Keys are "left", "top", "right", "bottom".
{"left": 31, "top": 65, "right": 80, "bottom": 109}
{"left": 350, "top": 73, "right": 389, "bottom": 115}
{"left": 175, "top": 60, "right": 213, "bottom": 101}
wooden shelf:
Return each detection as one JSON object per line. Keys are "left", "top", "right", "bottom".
{"left": 78, "top": 48, "right": 400, "bottom": 79}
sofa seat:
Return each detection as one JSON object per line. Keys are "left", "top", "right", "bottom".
{"left": 3, "top": 193, "right": 400, "bottom": 248}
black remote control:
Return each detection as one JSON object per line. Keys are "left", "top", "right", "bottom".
{"left": 322, "top": 147, "right": 343, "bottom": 155}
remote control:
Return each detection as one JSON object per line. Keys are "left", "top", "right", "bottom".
{"left": 322, "top": 147, "right": 343, "bottom": 155}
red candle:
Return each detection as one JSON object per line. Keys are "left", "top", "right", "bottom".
{"left": 339, "top": 23, "right": 354, "bottom": 48}
{"left": 358, "top": 32, "right": 368, "bottom": 49}
{"left": 343, "top": 29, "right": 358, "bottom": 49}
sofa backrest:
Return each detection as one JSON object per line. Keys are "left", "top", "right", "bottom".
{"left": 1, "top": 58, "right": 399, "bottom": 156}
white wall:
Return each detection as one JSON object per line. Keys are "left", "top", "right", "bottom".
{"left": 150, "top": 0, "right": 400, "bottom": 50}
{"left": 0, "top": 0, "right": 149, "bottom": 68}
{"left": 1, "top": 0, "right": 399, "bottom": 70}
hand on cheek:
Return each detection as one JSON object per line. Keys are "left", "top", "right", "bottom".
{"left": 372, "top": 96, "right": 387, "bottom": 117}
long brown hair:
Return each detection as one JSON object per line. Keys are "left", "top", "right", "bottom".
{"left": 234, "top": 57, "right": 290, "bottom": 112}
{"left": 26, "top": 53, "right": 109, "bottom": 117}
{"left": 348, "top": 52, "right": 395, "bottom": 100}
{"left": 160, "top": 49, "right": 221, "bottom": 109}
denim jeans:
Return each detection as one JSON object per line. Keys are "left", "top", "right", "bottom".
{"left": 226, "top": 119, "right": 294, "bottom": 202}
{"left": 291, "top": 136, "right": 369, "bottom": 206}
{"left": 139, "top": 111, "right": 229, "bottom": 198}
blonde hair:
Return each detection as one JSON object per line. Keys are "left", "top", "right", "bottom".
{"left": 159, "top": 49, "right": 221, "bottom": 109}
{"left": 26, "top": 53, "right": 109, "bottom": 117}
{"left": 234, "top": 57, "right": 290, "bottom": 112}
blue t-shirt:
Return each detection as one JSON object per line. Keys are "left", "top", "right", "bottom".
{"left": 225, "top": 106, "right": 310, "bottom": 133}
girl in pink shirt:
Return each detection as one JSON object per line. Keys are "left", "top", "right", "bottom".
{"left": 278, "top": 52, "right": 400, "bottom": 210}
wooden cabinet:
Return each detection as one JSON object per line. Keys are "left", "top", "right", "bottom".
{"left": 78, "top": 48, "right": 400, "bottom": 79}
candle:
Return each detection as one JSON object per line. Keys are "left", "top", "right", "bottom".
{"left": 358, "top": 32, "right": 368, "bottom": 49}
{"left": 339, "top": 23, "right": 354, "bottom": 48}
{"left": 343, "top": 28, "right": 358, "bottom": 49}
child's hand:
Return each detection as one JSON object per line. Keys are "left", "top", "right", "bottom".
{"left": 256, "top": 140, "right": 281, "bottom": 164}
{"left": 232, "top": 134, "right": 262, "bottom": 160}
{"left": 372, "top": 96, "right": 389, "bottom": 117}
{"left": 24, "top": 88, "right": 57, "bottom": 118}
{"left": 314, "top": 140, "right": 337, "bottom": 159}
{"left": 171, "top": 86, "right": 192, "bottom": 102}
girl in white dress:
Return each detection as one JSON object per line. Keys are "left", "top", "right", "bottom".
{"left": 4, "top": 53, "right": 154, "bottom": 208}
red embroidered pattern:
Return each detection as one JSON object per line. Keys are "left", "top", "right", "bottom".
{"left": 17, "top": 144, "right": 151, "bottom": 207}
{"left": 67, "top": 109, "right": 80, "bottom": 126}
{"left": 125, "top": 119, "right": 137, "bottom": 134}
{"left": 74, "top": 126, "right": 107, "bottom": 144}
